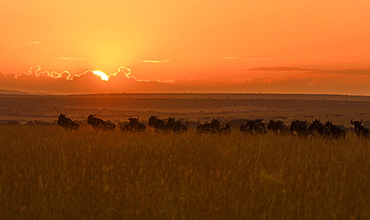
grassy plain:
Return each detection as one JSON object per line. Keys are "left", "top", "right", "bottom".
{"left": 1, "top": 93, "right": 370, "bottom": 127}
{"left": 1, "top": 93, "right": 370, "bottom": 219}
{"left": 1, "top": 125, "right": 369, "bottom": 219}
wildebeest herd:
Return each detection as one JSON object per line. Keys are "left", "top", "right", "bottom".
{"left": 149, "top": 116, "right": 187, "bottom": 133}
{"left": 53, "top": 113, "right": 370, "bottom": 139}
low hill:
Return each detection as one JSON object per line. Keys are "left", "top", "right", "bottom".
{"left": 0, "top": 89, "right": 30, "bottom": 95}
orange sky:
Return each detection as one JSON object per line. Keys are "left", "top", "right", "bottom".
{"left": 1, "top": 0, "right": 370, "bottom": 94}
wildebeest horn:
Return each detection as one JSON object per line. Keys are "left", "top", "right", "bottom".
{"left": 360, "top": 119, "right": 363, "bottom": 124}
{"left": 351, "top": 119, "right": 354, "bottom": 124}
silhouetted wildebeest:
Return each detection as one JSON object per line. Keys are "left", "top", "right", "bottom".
{"left": 165, "top": 117, "right": 188, "bottom": 133}
{"left": 219, "top": 122, "right": 231, "bottom": 134}
{"left": 350, "top": 119, "right": 369, "bottom": 137}
{"left": 196, "top": 119, "right": 220, "bottom": 134}
{"left": 120, "top": 117, "right": 146, "bottom": 132}
{"left": 240, "top": 119, "right": 253, "bottom": 133}
{"left": 57, "top": 113, "right": 79, "bottom": 130}
{"left": 148, "top": 115, "right": 166, "bottom": 132}
{"left": 240, "top": 118, "right": 266, "bottom": 134}
{"left": 325, "top": 120, "right": 346, "bottom": 139}
{"left": 290, "top": 119, "right": 308, "bottom": 136}
{"left": 267, "top": 119, "right": 288, "bottom": 134}
{"left": 256, "top": 119, "right": 267, "bottom": 134}
{"left": 87, "top": 114, "right": 116, "bottom": 131}
{"left": 308, "top": 119, "right": 326, "bottom": 136}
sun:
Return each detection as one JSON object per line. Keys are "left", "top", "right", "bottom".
{"left": 92, "top": 70, "right": 109, "bottom": 81}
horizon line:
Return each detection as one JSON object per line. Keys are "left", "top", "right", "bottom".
{"left": 1, "top": 90, "right": 370, "bottom": 97}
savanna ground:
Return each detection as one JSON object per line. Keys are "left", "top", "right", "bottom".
{"left": 1, "top": 93, "right": 370, "bottom": 219}
{"left": 1, "top": 125, "right": 369, "bottom": 219}
{"left": 2, "top": 93, "right": 370, "bottom": 126}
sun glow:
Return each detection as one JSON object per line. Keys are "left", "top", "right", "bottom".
{"left": 92, "top": 70, "right": 109, "bottom": 81}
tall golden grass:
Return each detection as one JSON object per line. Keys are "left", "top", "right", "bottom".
{"left": 0, "top": 125, "right": 369, "bottom": 219}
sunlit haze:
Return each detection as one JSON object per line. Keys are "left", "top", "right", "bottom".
{"left": 1, "top": 0, "right": 370, "bottom": 95}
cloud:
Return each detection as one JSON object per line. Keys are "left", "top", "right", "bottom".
{"left": 49, "top": 57, "right": 84, "bottom": 60}
{"left": 112, "top": 66, "right": 175, "bottom": 84}
{"left": 107, "top": 66, "right": 147, "bottom": 82}
{"left": 140, "top": 59, "right": 170, "bottom": 63}
{"left": 1, "top": 65, "right": 176, "bottom": 85}
{"left": 1, "top": 66, "right": 74, "bottom": 80}
{"left": 318, "top": 69, "right": 370, "bottom": 75}
{"left": 243, "top": 66, "right": 370, "bottom": 75}
{"left": 223, "top": 56, "right": 300, "bottom": 60}
{"left": 0, "top": 65, "right": 178, "bottom": 94}
{"left": 25, "top": 42, "right": 42, "bottom": 45}
{"left": 244, "top": 67, "right": 316, "bottom": 72}
{"left": 2, "top": 65, "right": 370, "bottom": 95}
